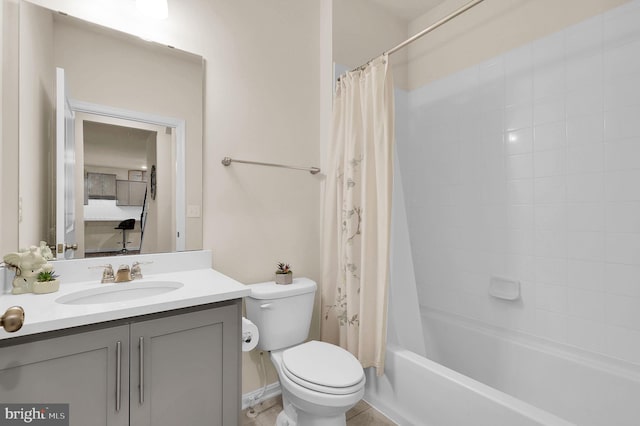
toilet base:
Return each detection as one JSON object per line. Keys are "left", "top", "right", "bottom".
{"left": 277, "top": 389, "right": 350, "bottom": 426}
{"left": 276, "top": 409, "right": 295, "bottom": 426}
{"left": 276, "top": 396, "right": 298, "bottom": 426}
{"left": 275, "top": 408, "right": 346, "bottom": 426}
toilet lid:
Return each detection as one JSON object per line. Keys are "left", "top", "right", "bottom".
{"left": 282, "top": 341, "right": 364, "bottom": 391}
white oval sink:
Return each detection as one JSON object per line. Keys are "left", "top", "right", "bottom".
{"left": 56, "top": 281, "right": 184, "bottom": 305}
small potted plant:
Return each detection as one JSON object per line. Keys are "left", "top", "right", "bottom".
{"left": 33, "top": 264, "right": 60, "bottom": 294}
{"left": 275, "top": 262, "right": 293, "bottom": 285}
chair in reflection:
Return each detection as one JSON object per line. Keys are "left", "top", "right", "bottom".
{"left": 115, "top": 219, "right": 136, "bottom": 254}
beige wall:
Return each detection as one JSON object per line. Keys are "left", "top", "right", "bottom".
{"left": 333, "top": 0, "right": 409, "bottom": 89}
{"left": 408, "top": 0, "right": 631, "bottom": 90}
{"left": 17, "top": 0, "right": 323, "bottom": 395}
{"left": 18, "top": 1, "right": 54, "bottom": 248}
{"left": 1, "top": 0, "right": 20, "bottom": 257}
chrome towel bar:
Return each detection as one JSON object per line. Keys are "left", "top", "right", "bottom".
{"left": 221, "top": 157, "right": 321, "bottom": 175}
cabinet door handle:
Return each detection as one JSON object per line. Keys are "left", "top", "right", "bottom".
{"left": 116, "top": 341, "right": 121, "bottom": 412}
{"left": 139, "top": 337, "right": 144, "bottom": 405}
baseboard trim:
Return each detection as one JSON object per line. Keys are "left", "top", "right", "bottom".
{"left": 241, "top": 382, "right": 281, "bottom": 410}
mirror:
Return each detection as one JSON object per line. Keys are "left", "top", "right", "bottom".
{"left": 18, "top": 1, "right": 204, "bottom": 258}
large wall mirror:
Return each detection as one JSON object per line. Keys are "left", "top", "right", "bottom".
{"left": 18, "top": 0, "right": 204, "bottom": 259}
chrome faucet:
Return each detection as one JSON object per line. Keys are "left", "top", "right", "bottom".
{"left": 90, "top": 264, "right": 115, "bottom": 283}
{"left": 115, "top": 264, "right": 132, "bottom": 283}
{"left": 131, "top": 261, "right": 153, "bottom": 280}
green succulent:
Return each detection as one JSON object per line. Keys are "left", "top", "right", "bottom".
{"left": 37, "top": 270, "right": 59, "bottom": 282}
{"left": 275, "top": 262, "right": 292, "bottom": 274}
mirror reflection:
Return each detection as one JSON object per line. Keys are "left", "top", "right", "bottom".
{"left": 19, "top": 1, "right": 204, "bottom": 258}
{"left": 81, "top": 116, "right": 176, "bottom": 257}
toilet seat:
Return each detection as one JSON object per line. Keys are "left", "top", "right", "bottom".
{"left": 281, "top": 341, "right": 365, "bottom": 395}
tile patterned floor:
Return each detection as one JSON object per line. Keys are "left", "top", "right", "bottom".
{"left": 241, "top": 397, "right": 397, "bottom": 426}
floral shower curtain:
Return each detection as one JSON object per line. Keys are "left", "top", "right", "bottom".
{"left": 321, "top": 55, "right": 395, "bottom": 375}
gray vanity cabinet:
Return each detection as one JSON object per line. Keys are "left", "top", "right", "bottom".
{"left": 0, "top": 325, "right": 130, "bottom": 426}
{"left": 0, "top": 301, "right": 241, "bottom": 426}
{"left": 130, "top": 303, "right": 240, "bottom": 426}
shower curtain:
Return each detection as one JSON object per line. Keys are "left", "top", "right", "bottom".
{"left": 321, "top": 55, "right": 395, "bottom": 375}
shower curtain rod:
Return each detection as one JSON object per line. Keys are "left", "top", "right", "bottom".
{"left": 348, "top": 0, "right": 485, "bottom": 73}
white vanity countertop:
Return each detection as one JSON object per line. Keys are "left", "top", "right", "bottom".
{"left": 0, "top": 251, "right": 250, "bottom": 341}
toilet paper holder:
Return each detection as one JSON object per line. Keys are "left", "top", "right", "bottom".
{"left": 241, "top": 317, "right": 259, "bottom": 352}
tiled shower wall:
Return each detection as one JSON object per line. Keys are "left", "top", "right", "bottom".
{"left": 399, "top": 0, "right": 640, "bottom": 365}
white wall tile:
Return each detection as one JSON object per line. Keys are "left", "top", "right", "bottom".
{"left": 567, "top": 316, "right": 607, "bottom": 353}
{"left": 534, "top": 176, "right": 566, "bottom": 203}
{"left": 404, "top": 3, "right": 640, "bottom": 362}
{"left": 506, "top": 153, "right": 533, "bottom": 179}
{"left": 505, "top": 103, "right": 532, "bottom": 131}
{"left": 535, "top": 204, "right": 566, "bottom": 231}
{"left": 605, "top": 202, "right": 640, "bottom": 232}
{"left": 603, "top": 2, "right": 640, "bottom": 48}
{"left": 534, "top": 149, "right": 566, "bottom": 177}
{"left": 605, "top": 293, "right": 640, "bottom": 330}
{"left": 535, "top": 230, "right": 567, "bottom": 258}
{"left": 605, "top": 170, "right": 640, "bottom": 201}
{"left": 604, "top": 74, "right": 640, "bottom": 111}
{"left": 535, "top": 256, "right": 567, "bottom": 285}
{"left": 567, "top": 114, "right": 604, "bottom": 145}
{"left": 506, "top": 228, "right": 534, "bottom": 255}
{"left": 605, "top": 140, "right": 640, "bottom": 171}
{"left": 505, "top": 44, "right": 533, "bottom": 74}
{"left": 533, "top": 32, "right": 565, "bottom": 64}
{"left": 604, "top": 263, "right": 640, "bottom": 297}
{"left": 567, "top": 173, "right": 603, "bottom": 203}
{"left": 605, "top": 232, "right": 640, "bottom": 265}
{"left": 505, "top": 254, "right": 534, "bottom": 281}
{"left": 567, "top": 287, "right": 605, "bottom": 321}
{"left": 603, "top": 39, "right": 640, "bottom": 81}
{"left": 566, "top": 87, "right": 603, "bottom": 118}
{"left": 506, "top": 74, "right": 533, "bottom": 106}
{"left": 507, "top": 204, "right": 534, "bottom": 229}
{"left": 567, "top": 231, "right": 604, "bottom": 261}
{"left": 534, "top": 121, "right": 566, "bottom": 152}
{"left": 567, "top": 203, "right": 604, "bottom": 232}
{"left": 565, "top": 15, "right": 602, "bottom": 55}
{"left": 507, "top": 179, "right": 534, "bottom": 204}
{"left": 506, "top": 128, "right": 533, "bottom": 155}
{"left": 534, "top": 65, "right": 564, "bottom": 100}
{"left": 480, "top": 108, "right": 504, "bottom": 137}
{"left": 534, "top": 96, "right": 565, "bottom": 125}
{"left": 536, "top": 283, "right": 568, "bottom": 312}
{"left": 565, "top": 53, "right": 602, "bottom": 91}
{"left": 604, "top": 106, "right": 640, "bottom": 140}
{"left": 568, "top": 259, "right": 604, "bottom": 291}
{"left": 568, "top": 144, "right": 603, "bottom": 174}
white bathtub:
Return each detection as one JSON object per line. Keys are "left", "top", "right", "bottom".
{"left": 365, "top": 308, "right": 640, "bottom": 426}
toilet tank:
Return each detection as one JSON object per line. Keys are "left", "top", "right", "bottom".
{"left": 245, "top": 278, "right": 317, "bottom": 351}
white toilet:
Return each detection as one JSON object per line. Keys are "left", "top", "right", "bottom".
{"left": 245, "top": 278, "right": 365, "bottom": 426}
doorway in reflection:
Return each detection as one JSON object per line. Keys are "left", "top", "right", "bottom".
{"left": 78, "top": 114, "right": 174, "bottom": 258}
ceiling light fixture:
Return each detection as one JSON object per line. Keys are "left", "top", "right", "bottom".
{"left": 136, "top": 0, "right": 168, "bottom": 19}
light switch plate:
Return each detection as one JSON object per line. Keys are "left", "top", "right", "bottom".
{"left": 187, "top": 204, "right": 201, "bottom": 218}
